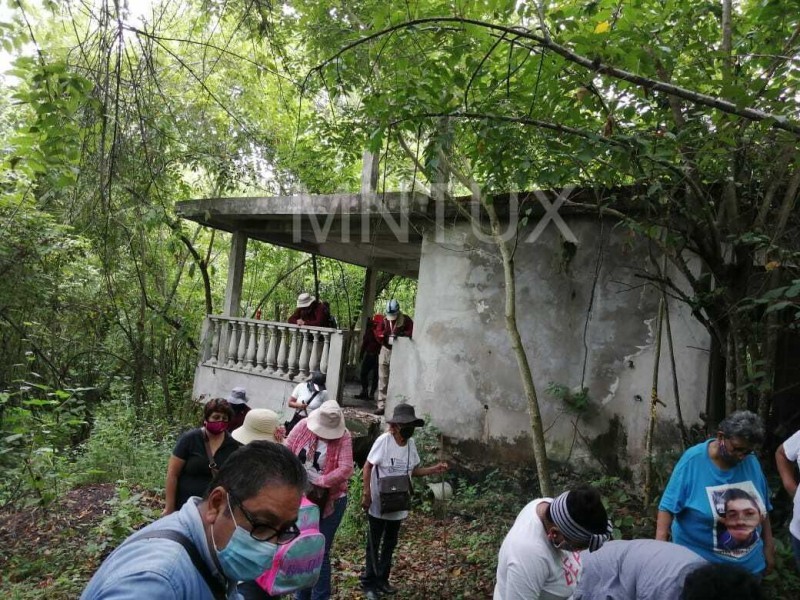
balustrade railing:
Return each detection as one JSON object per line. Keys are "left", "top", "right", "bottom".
{"left": 201, "top": 315, "right": 345, "bottom": 382}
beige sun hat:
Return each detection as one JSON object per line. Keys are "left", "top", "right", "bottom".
{"left": 296, "top": 293, "right": 315, "bottom": 308}
{"left": 307, "top": 400, "right": 346, "bottom": 440}
{"left": 232, "top": 409, "right": 280, "bottom": 444}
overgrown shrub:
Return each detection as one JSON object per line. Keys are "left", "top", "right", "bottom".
{"left": 73, "top": 396, "right": 175, "bottom": 491}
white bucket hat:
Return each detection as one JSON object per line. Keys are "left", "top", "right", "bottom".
{"left": 307, "top": 400, "right": 346, "bottom": 440}
{"left": 296, "top": 293, "right": 315, "bottom": 308}
{"left": 231, "top": 409, "right": 280, "bottom": 444}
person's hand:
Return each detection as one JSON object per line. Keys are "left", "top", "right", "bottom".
{"left": 297, "top": 319, "right": 305, "bottom": 326}
{"left": 361, "top": 492, "right": 371, "bottom": 510}
{"left": 162, "top": 507, "right": 174, "bottom": 517}
{"left": 431, "top": 461, "right": 449, "bottom": 475}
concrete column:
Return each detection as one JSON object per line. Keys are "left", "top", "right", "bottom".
{"left": 222, "top": 231, "right": 247, "bottom": 317}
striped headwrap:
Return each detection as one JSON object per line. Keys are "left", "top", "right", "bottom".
{"left": 550, "top": 491, "right": 613, "bottom": 552}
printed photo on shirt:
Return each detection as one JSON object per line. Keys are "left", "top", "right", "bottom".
{"left": 705, "top": 481, "right": 765, "bottom": 559}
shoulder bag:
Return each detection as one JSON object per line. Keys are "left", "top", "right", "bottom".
{"left": 284, "top": 388, "right": 321, "bottom": 435}
{"left": 377, "top": 444, "right": 413, "bottom": 514}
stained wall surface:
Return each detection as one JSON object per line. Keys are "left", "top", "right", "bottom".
{"left": 388, "top": 216, "right": 709, "bottom": 469}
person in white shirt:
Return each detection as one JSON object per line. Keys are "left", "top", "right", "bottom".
{"left": 776, "top": 428, "right": 800, "bottom": 571}
{"left": 494, "top": 486, "right": 612, "bottom": 600}
{"left": 359, "top": 404, "right": 448, "bottom": 599}
{"left": 288, "top": 371, "right": 328, "bottom": 413}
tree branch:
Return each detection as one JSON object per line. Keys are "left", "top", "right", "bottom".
{"left": 311, "top": 17, "right": 800, "bottom": 136}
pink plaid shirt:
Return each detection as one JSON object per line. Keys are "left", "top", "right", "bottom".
{"left": 285, "top": 419, "right": 353, "bottom": 517}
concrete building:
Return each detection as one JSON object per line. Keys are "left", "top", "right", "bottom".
{"left": 176, "top": 186, "right": 709, "bottom": 473}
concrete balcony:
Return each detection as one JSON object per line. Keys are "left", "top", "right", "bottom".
{"left": 192, "top": 315, "right": 350, "bottom": 411}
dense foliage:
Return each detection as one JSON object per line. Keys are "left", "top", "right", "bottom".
{"left": 0, "top": 0, "right": 799, "bottom": 595}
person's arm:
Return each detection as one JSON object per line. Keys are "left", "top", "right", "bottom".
{"left": 655, "top": 510, "right": 673, "bottom": 541}
{"left": 412, "top": 461, "right": 448, "bottom": 477}
{"left": 288, "top": 308, "right": 300, "bottom": 324}
{"left": 162, "top": 455, "right": 185, "bottom": 515}
{"left": 317, "top": 433, "right": 354, "bottom": 488}
{"left": 776, "top": 444, "right": 799, "bottom": 498}
{"left": 361, "top": 461, "right": 374, "bottom": 510}
{"left": 287, "top": 395, "right": 306, "bottom": 410}
{"left": 762, "top": 513, "right": 775, "bottom": 575}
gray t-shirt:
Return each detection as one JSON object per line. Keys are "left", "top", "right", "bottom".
{"left": 574, "top": 540, "right": 706, "bottom": 600}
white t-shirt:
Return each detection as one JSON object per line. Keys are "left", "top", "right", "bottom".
{"left": 290, "top": 382, "right": 328, "bottom": 413}
{"left": 494, "top": 499, "right": 583, "bottom": 600}
{"left": 782, "top": 430, "right": 800, "bottom": 539}
{"left": 367, "top": 431, "right": 420, "bottom": 521}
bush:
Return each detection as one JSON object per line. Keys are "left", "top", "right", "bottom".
{"left": 73, "top": 397, "right": 175, "bottom": 491}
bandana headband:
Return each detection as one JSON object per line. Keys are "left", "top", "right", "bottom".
{"left": 550, "top": 491, "right": 612, "bottom": 552}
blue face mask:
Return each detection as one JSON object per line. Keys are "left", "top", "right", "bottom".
{"left": 213, "top": 495, "right": 278, "bottom": 581}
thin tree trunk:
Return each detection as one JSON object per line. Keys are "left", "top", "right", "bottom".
{"left": 483, "top": 198, "right": 553, "bottom": 496}
{"left": 644, "top": 296, "right": 665, "bottom": 506}
{"left": 662, "top": 294, "right": 689, "bottom": 449}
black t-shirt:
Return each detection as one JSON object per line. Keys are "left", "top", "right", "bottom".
{"left": 172, "top": 428, "right": 241, "bottom": 509}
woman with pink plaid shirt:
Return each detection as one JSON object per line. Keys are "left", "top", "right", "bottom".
{"left": 285, "top": 400, "right": 353, "bottom": 600}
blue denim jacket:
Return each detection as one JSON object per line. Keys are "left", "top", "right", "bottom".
{"left": 81, "top": 497, "right": 241, "bottom": 599}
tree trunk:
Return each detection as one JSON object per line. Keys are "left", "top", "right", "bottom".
{"left": 483, "top": 198, "right": 553, "bottom": 496}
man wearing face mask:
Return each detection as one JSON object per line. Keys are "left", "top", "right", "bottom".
{"left": 82, "top": 442, "right": 306, "bottom": 600}
{"left": 494, "top": 486, "right": 612, "bottom": 600}
{"left": 359, "top": 404, "right": 448, "bottom": 599}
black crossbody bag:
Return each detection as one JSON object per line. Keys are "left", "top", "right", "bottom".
{"left": 377, "top": 444, "right": 413, "bottom": 514}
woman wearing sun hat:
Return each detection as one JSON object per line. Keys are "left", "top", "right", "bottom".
{"left": 285, "top": 399, "right": 353, "bottom": 600}
{"left": 359, "top": 404, "right": 448, "bottom": 599}
{"left": 231, "top": 408, "right": 285, "bottom": 445}
{"left": 288, "top": 292, "right": 329, "bottom": 327}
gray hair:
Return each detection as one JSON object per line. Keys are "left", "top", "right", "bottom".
{"left": 718, "top": 410, "right": 764, "bottom": 445}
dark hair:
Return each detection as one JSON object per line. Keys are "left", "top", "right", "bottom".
{"left": 722, "top": 488, "right": 758, "bottom": 512}
{"left": 564, "top": 485, "right": 609, "bottom": 534}
{"left": 203, "top": 398, "right": 233, "bottom": 421}
{"left": 682, "top": 563, "right": 762, "bottom": 600}
{"left": 207, "top": 441, "right": 307, "bottom": 501}
{"left": 718, "top": 410, "right": 764, "bottom": 445}
{"left": 310, "top": 371, "right": 327, "bottom": 390}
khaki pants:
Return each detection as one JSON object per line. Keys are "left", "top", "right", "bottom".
{"left": 377, "top": 345, "right": 392, "bottom": 408}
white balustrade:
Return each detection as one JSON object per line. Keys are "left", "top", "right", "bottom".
{"left": 201, "top": 316, "right": 345, "bottom": 387}
{"left": 265, "top": 325, "right": 277, "bottom": 373}
{"left": 226, "top": 321, "right": 238, "bottom": 367}
{"left": 245, "top": 322, "right": 257, "bottom": 370}
{"left": 236, "top": 321, "right": 248, "bottom": 368}
{"left": 309, "top": 332, "right": 321, "bottom": 373}
{"left": 255, "top": 323, "right": 266, "bottom": 371}
{"left": 298, "top": 332, "right": 311, "bottom": 378}
{"left": 287, "top": 328, "right": 299, "bottom": 379}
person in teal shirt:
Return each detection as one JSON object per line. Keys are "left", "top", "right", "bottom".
{"left": 656, "top": 410, "right": 775, "bottom": 575}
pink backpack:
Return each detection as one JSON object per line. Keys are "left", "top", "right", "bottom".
{"left": 256, "top": 497, "right": 326, "bottom": 595}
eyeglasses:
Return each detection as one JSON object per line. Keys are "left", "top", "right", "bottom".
{"left": 724, "top": 438, "right": 754, "bottom": 456}
{"left": 228, "top": 491, "right": 301, "bottom": 544}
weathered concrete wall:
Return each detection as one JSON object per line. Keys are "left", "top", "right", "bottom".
{"left": 388, "top": 216, "right": 709, "bottom": 472}
{"left": 192, "top": 365, "right": 298, "bottom": 414}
